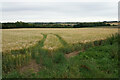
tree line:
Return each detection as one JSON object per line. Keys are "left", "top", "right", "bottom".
{"left": 1, "top": 21, "right": 111, "bottom": 29}
{"left": 73, "top": 22, "right": 110, "bottom": 28}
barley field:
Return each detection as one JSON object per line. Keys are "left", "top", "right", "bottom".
{"left": 2, "top": 27, "right": 118, "bottom": 52}
{"left": 2, "top": 27, "right": 119, "bottom": 78}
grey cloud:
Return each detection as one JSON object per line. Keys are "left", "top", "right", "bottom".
{"left": 1, "top": 2, "right": 117, "bottom": 22}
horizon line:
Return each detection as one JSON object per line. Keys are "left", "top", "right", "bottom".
{"left": 0, "top": 20, "right": 118, "bottom": 23}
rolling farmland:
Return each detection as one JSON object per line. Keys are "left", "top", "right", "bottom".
{"left": 1, "top": 1, "right": 119, "bottom": 78}
{"left": 2, "top": 28, "right": 118, "bottom": 52}
{"left": 2, "top": 27, "right": 119, "bottom": 78}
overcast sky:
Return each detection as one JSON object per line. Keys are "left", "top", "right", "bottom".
{"left": 0, "top": 0, "right": 119, "bottom": 22}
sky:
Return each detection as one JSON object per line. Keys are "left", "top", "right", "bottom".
{"left": 0, "top": 0, "right": 119, "bottom": 22}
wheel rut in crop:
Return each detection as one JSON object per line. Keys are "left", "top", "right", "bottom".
{"left": 37, "top": 33, "right": 47, "bottom": 48}
{"left": 19, "top": 33, "right": 48, "bottom": 73}
{"left": 51, "top": 34, "right": 82, "bottom": 57}
{"left": 19, "top": 60, "right": 40, "bottom": 74}
{"left": 52, "top": 34, "right": 68, "bottom": 47}
{"left": 65, "top": 51, "right": 81, "bottom": 58}
{"left": 51, "top": 34, "right": 87, "bottom": 58}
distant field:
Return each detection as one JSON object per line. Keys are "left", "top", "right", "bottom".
{"left": 2, "top": 27, "right": 118, "bottom": 52}
{"left": 107, "top": 22, "right": 118, "bottom": 26}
